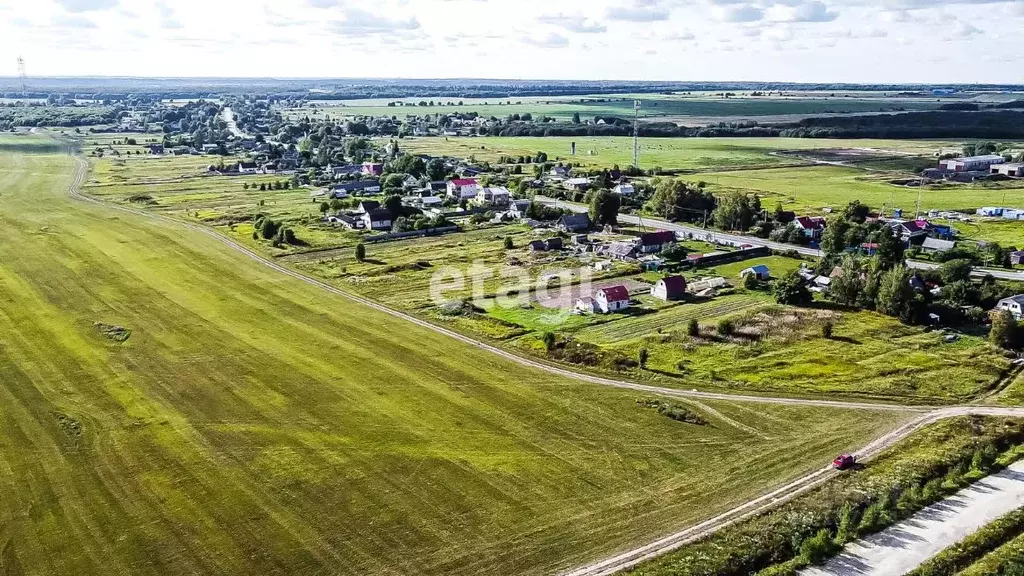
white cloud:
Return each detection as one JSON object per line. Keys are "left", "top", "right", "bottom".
{"left": 329, "top": 8, "right": 420, "bottom": 35}
{"left": 54, "top": 0, "right": 118, "bottom": 12}
{"left": 537, "top": 13, "right": 607, "bottom": 33}
{"left": 767, "top": 1, "right": 839, "bottom": 22}
{"left": 606, "top": 2, "right": 672, "bottom": 22}
{"left": 712, "top": 4, "right": 764, "bottom": 22}
{"left": 522, "top": 32, "right": 570, "bottom": 47}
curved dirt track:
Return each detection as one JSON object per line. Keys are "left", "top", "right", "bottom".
{"left": 63, "top": 150, "right": 1024, "bottom": 576}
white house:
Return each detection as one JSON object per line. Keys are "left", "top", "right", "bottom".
{"left": 595, "top": 285, "right": 630, "bottom": 313}
{"left": 476, "top": 186, "right": 511, "bottom": 207}
{"left": 447, "top": 178, "right": 479, "bottom": 200}
{"left": 237, "top": 161, "right": 259, "bottom": 174}
{"left": 940, "top": 155, "right": 1005, "bottom": 172}
{"left": 361, "top": 209, "right": 393, "bottom": 231}
{"left": 996, "top": 295, "right": 1024, "bottom": 320}
{"left": 508, "top": 199, "right": 531, "bottom": 219}
{"left": 613, "top": 184, "right": 635, "bottom": 196}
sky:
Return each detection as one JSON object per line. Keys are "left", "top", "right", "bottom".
{"left": 0, "top": 0, "right": 1022, "bottom": 84}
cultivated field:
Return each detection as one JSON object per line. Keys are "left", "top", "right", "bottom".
{"left": 397, "top": 136, "right": 956, "bottom": 171}
{"left": 285, "top": 93, "right": 941, "bottom": 124}
{"left": 0, "top": 134, "right": 913, "bottom": 575}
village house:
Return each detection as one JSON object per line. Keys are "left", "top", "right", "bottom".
{"left": 356, "top": 200, "right": 381, "bottom": 214}
{"left": 651, "top": 276, "right": 687, "bottom": 301}
{"left": 921, "top": 237, "right": 956, "bottom": 254}
{"left": 595, "top": 285, "right": 630, "bottom": 313}
{"left": 329, "top": 164, "right": 363, "bottom": 177}
{"left": 475, "top": 186, "right": 511, "bottom": 207}
{"left": 146, "top": 144, "right": 164, "bottom": 155}
{"left": 544, "top": 237, "right": 564, "bottom": 251}
{"left": 549, "top": 166, "right": 570, "bottom": 178}
{"left": 528, "top": 240, "right": 547, "bottom": 252}
{"left": 333, "top": 180, "right": 381, "bottom": 197}
{"left": 794, "top": 216, "right": 826, "bottom": 240}
{"left": 557, "top": 214, "right": 591, "bottom": 233}
{"left": 508, "top": 199, "right": 531, "bottom": 219}
{"left": 237, "top": 161, "right": 259, "bottom": 174}
{"left": 638, "top": 231, "right": 676, "bottom": 254}
{"left": 996, "top": 295, "right": 1024, "bottom": 320}
{"left": 1011, "top": 251, "right": 1024, "bottom": 266}
{"left": 446, "top": 178, "right": 479, "bottom": 201}
{"left": 613, "top": 183, "right": 635, "bottom": 196}
{"left": 563, "top": 177, "right": 590, "bottom": 192}
{"left": 361, "top": 209, "right": 393, "bottom": 231}
{"left": 888, "top": 220, "right": 928, "bottom": 244}
{"left": 361, "top": 162, "right": 384, "bottom": 176}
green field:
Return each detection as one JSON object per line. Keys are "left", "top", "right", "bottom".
{"left": 0, "top": 134, "right": 916, "bottom": 574}
{"left": 690, "top": 164, "right": 1024, "bottom": 214}
{"left": 289, "top": 94, "right": 939, "bottom": 123}
{"left": 398, "top": 136, "right": 956, "bottom": 171}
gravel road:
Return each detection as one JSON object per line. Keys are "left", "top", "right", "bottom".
{"left": 801, "top": 460, "right": 1024, "bottom": 576}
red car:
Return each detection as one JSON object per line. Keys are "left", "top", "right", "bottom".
{"left": 833, "top": 454, "right": 857, "bottom": 470}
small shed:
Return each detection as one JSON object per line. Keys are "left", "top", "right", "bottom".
{"left": 740, "top": 265, "right": 771, "bottom": 281}
{"left": 651, "top": 276, "right": 687, "bottom": 301}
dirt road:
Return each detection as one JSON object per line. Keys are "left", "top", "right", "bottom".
{"left": 63, "top": 151, "right": 1024, "bottom": 576}
{"left": 801, "top": 460, "right": 1024, "bottom": 576}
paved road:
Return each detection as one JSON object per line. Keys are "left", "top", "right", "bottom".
{"left": 62, "top": 151, "right": 1024, "bottom": 576}
{"left": 221, "top": 106, "right": 249, "bottom": 139}
{"left": 801, "top": 460, "right": 1024, "bottom": 576}
{"left": 536, "top": 197, "right": 1024, "bottom": 282}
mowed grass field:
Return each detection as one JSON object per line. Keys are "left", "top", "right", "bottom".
{"left": 0, "top": 135, "right": 911, "bottom": 575}
{"left": 397, "top": 136, "right": 956, "bottom": 171}
{"left": 288, "top": 94, "right": 939, "bottom": 123}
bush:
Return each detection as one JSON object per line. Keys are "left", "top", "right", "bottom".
{"left": 355, "top": 243, "right": 366, "bottom": 261}
{"left": 638, "top": 348, "right": 649, "bottom": 368}
{"left": 717, "top": 319, "right": 735, "bottom": 337}
{"left": 543, "top": 331, "right": 556, "bottom": 351}
{"left": 504, "top": 236, "right": 514, "bottom": 250}
{"left": 687, "top": 318, "right": 700, "bottom": 337}
{"left": 800, "top": 529, "right": 839, "bottom": 565}
{"left": 821, "top": 321, "right": 834, "bottom": 339}
{"left": 744, "top": 273, "right": 760, "bottom": 290}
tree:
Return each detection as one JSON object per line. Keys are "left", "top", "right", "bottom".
{"left": 503, "top": 236, "right": 514, "bottom": 250}
{"left": 874, "top": 226, "right": 905, "bottom": 271}
{"left": 939, "top": 258, "right": 973, "bottom": 285}
{"left": 712, "top": 192, "right": 761, "bottom": 231}
{"left": 828, "top": 254, "right": 865, "bottom": 307}
{"left": 638, "top": 348, "right": 649, "bottom": 369}
{"left": 774, "top": 270, "right": 812, "bottom": 306}
{"left": 841, "top": 200, "right": 871, "bottom": 223}
{"left": 717, "top": 319, "right": 735, "bottom": 337}
{"left": 355, "top": 243, "right": 366, "bottom": 262}
{"left": 571, "top": 112, "right": 581, "bottom": 124}
{"left": 319, "top": 202, "right": 330, "bottom": 214}
{"left": 646, "top": 179, "right": 716, "bottom": 223}
{"left": 384, "top": 194, "right": 404, "bottom": 219}
{"left": 589, "top": 189, "right": 621, "bottom": 227}
{"left": 543, "top": 331, "right": 556, "bottom": 351}
{"left": 820, "top": 217, "right": 852, "bottom": 255}
{"left": 990, "top": 309, "right": 1021, "bottom": 349}
{"left": 876, "top": 266, "right": 920, "bottom": 323}
{"left": 426, "top": 158, "right": 447, "bottom": 181}
{"left": 743, "top": 273, "right": 760, "bottom": 290}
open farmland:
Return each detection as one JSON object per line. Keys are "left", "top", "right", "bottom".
{"left": 285, "top": 93, "right": 941, "bottom": 124}
{"left": 0, "top": 134, "right": 917, "bottom": 575}
{"left": 397, "top": 136, "right": 957, "bottom": 171}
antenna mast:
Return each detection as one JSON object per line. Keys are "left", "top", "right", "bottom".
{"left": 632, "top": 99, "right": 641, "bottom": 170}
{"left": 17, "top": 56, "right": 27, "bottom": 94}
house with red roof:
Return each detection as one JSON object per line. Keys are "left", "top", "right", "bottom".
{"left": 595, "top": 285, "right": 630, "bottom": 313}
{"left": 361, "top": 162, "right": 383, "bottom": 176}
{"left": 794, "top": 216, "right": 827, "bottom": 239}
{"left": 446, "top": 178, "right": 479, "bottom": 200}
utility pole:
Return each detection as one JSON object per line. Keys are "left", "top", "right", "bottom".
{"left": 632, "top": 100, "right": 641, "bottom": 171}
{"left": 17, "top": 56, "right": 27, "bottom": 95}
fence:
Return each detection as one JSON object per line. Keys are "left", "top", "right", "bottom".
{"left": 364, "top": 226, "right": 460, "bottom": 244}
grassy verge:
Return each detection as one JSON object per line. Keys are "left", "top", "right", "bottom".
{"left": 957, "top": 531, "right": 1024, "bottom": 575}
{"left": 905, "top": 507, "right": 1024, "bottom": 576}
{"left": 627, "top": 416, "right": 1024, "bottom": 576}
